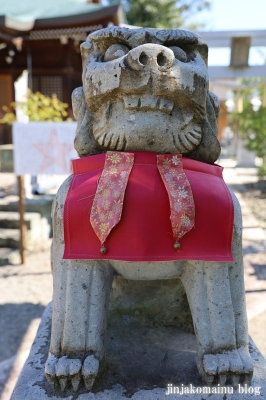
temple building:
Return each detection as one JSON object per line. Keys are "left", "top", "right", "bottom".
{"left": 0, "top": 0, "right": 124, "bottom": 142}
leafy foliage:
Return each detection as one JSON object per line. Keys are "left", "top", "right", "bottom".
{"left": 236, "top": 105, "right": 266, "bottom": 159}
{"left": 0, "top": 90, "right": 72, "bottom": 124}
{"left": 229, "top": 80, "right": 266, "bottom": 178}
{"left": 258, "top": 164, "right": 266, "bottom": 180}
{"left": 108, "top": 0, "right": 211, "bottom": 29}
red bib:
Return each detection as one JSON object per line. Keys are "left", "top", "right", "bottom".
{"left": 63, "top": 152, "right": 234, "bottom": 262}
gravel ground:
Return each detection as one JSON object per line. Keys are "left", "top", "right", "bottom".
{"left": 239, "top": 181, "right": 266, "bottom": 231}
{"left": 0, "top": 245, "right": 53, "bottom": 363}
{"left": 0, "top": 242, "right": 53, "bottom": 399}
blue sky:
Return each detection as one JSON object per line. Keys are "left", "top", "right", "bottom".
{"left": 188, "top": 0, "right": 266, "bottom": 66}
{"left": 196, "top": 0, "right": 266, "bottom": 31}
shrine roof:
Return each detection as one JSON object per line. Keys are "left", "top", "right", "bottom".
{"left": 0, "top": 0, "right": 122, "bottom": 32}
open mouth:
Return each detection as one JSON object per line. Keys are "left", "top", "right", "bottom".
{"left": 123, "top": 95, "right": 174, "bottom": 114}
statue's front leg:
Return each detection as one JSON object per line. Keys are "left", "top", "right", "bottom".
{"left": 181, "top": 190, "right": 253, "bottom": 386}
{"left": 44, "top": 176, "right": 114, "bottom": 392}
{"left": 46, "top": 260, "right": 114, "bottom": 392}
{"left": 181, "top": 259, "right": 253, "bottom": 386}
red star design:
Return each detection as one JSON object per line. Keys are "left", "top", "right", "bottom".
{"left": 32, "top": 128, "right": 74, "bottom": 173}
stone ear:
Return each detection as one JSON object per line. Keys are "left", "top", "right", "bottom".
{"left": 197, "top": 42, "right": 208, "bottom": 65}
{"left": 80, "top": 40, "right": 93, "bottom": 66}
{"left": 72, "top": 86, "right": 103, "bottom": 157}
{"left": 72, "top": 86, "right": 84, "bottom": 121}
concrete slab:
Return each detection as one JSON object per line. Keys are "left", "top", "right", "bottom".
{"left": 0, "top": 211, "right": 42, "bottom": 229}
{"left": 10, "top": 303, "right": 266, "bottom": 400}
{"left": 0, "top": 195, "right": 53, "bottom": 217}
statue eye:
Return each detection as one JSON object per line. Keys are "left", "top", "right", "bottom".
{"left": 168, "top": 46, "right": 187, "bottom": 62}
{"left": 104, "top": 44, "right": 129, "bottom": 62}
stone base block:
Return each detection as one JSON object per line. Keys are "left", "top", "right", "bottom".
{"left": 11, "top": 303, "right": 266, "bottom": 399}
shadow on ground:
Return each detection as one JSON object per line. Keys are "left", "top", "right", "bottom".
{"left": 0, "top": 303, "right": 45, "bottom": 363}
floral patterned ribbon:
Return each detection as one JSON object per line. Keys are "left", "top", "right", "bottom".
{"left": 90, "top": 151, "right": 134, "bottom": 252}
{"left": 90, "top": 152, "right": 195, "bottom": 252}
{"left": 157, "top": 154, "right": 195, "bottom": 247}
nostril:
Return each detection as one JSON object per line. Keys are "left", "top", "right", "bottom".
{"left": 127, "top": 45, "right": 174, "bottom": 71}
{"left": 157, "top": 52, "right": 168, "bottom": 67}
{"left": 139, "top": 52, "right": 149, "bottom": 65}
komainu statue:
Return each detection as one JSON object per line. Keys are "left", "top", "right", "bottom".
{"left": 45, "top": 27, "right": 253, "bottom": 392}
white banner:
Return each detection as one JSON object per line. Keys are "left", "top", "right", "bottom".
{"left": 13, "top": 122, "right": 78, "bottom": 175}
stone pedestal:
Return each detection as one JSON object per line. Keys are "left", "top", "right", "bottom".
{"left": 11, "top": 303, "right": 266, "bottom": 399}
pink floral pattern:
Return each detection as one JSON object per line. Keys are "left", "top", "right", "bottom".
{"left": 157, "top": 154, "right": 195, "bottom": 243}
{"left": 90, "top": 152, "right": 195, "bottom": 248}
{"left": 90, "top": 151, "right": 134, "bottom": 245}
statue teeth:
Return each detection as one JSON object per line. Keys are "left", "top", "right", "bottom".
{"left": 124, "top": 95, "right": 174, "bottom": 113}
{"left": 140, "top": 95, "right": 159, "bottom": 109}
{"left": 123, "top": 96, "right": 139, "bottom": 109}
{"left": 159, "top": 98, "right": 174, "bottom": 112}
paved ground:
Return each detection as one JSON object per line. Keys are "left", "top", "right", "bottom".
{"left": 221, "top": 159, "right": 266, "bottom": 358}
{"left": 0, "top": 160, "right": 266, "bottom": 399}
{"left": 0, "top": 242, "right": 52, "bottom": 400}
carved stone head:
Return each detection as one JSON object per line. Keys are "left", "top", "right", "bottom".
{"left": 72, "top": 27, "right": 220, "bottom": 164}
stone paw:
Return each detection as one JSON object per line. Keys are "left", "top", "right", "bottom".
{"left": 45, "top": 354, "right": 59, "bottom": 389}
{"left": 198, "top": 347, "right": 253, "bottom": 387}
{"left": 82, "top": 355, "right": 100, "bottom": 391}
{"left": 45, "top": 353, "right": 99, "bottom": 392}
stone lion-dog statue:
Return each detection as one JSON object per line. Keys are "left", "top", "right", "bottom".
{"left": 45, "top": 27, "right": 253, "bottom": 392}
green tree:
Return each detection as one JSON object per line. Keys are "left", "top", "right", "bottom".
{"left": 0, "top": 90, "right": 72, "bottom": 124}
{"left": 230, "top": 80, "right": 266, "bottom": 178}
{"left": 109, "top": 0, "right": 210, "bottom": 29}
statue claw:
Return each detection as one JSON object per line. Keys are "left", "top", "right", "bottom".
{"left": 45, "top": 354, "right": 58, "bottom": 389}
{"left": 218, "top": 374, "right": 227, "bottom": 386}
{"left": 71, "top": 374, "right": 81, "bottom": 392}
{"left": 231, "top": 374, "right": 240, "bottom": 389}
{"left": 59, "top": 377, "right": 68, "bottom": 391}
{"left": 82, "top": 355, "right": 100, "bottom": 391}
